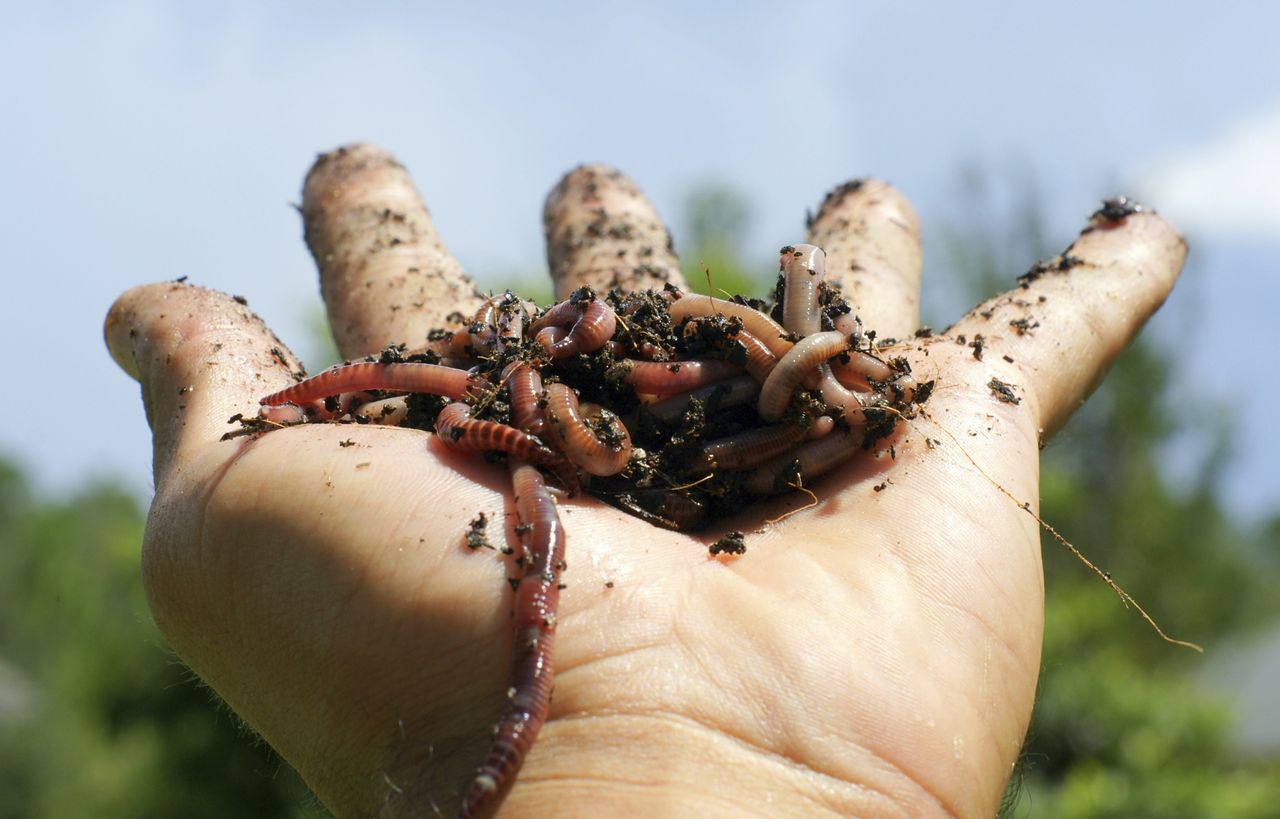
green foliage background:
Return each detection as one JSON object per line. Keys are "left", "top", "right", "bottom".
{"left": 2, "top": 175, "right": 1277, "bottom": 818}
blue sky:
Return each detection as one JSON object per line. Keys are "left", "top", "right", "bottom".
{"left": 3, "top": 0, "right": 1278, "bottom": 518}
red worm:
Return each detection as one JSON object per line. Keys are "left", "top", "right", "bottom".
{"left": 462, "top": 295, "right": 502, "bottom": 356}
{"left": 458, "top": 458, "right": 566, "bottom": 818}
{"left": 258, "top": 402, "right": 312, "bottom": 424}
{"left": 530, "top": 297, "right": 617, "bottom": 360}
{"left": 681, "top": 318, "right": 778, "bottom": 383}
{"left": 614, "top": 358, "right": 743, "bottom": 397}
{"left": 818, "top": 368, "right": 877, "bottom": 426}
{"left": 758, "top": 331, "right": 848, "bottom": 421}
{"left": 735, "top": 329, "right": 780, "bottom": 382}
{"left": 833, "top": 311, "right": 862, "bottom": 338}
{"left": 828, "top": 351, "right": 917, "bottom": 404}
{"left": 604, "top": 338, "right": 665, "bottom": 359}
{"left": 434, "top": 403, "right": 577, "bottom": 492}
{"left": 640, "top": 374, "right": 759, "bottom": 423}
{"left": 830, "top": 349, "right": 894, "bottom": 387}
{"left": 744, "top": 429, "right": 864, "bottom": 495}
{"left": 503, "top": 361, "right": 546, "bottom": 435}
{"left": 694, "top": 422, "right": 809, "bottom": 472}
{"left": 497, "top": 298, "right": 534, "bottom": 347}
{"left": 479, "top": 291, "right": 533, "bottom": 355}
{"left": 893, "top": 374, "right": 918, "bottom": 404}
{"left": 542, "top": 383, "right": 632, "bottom": 476}
{"left": 260, "top": 362, "right": 488, "bottom": 407}
{"left": 652, "top": 491, "right": 706, "bottom": 530}
{"left": 780, "top": 244, "right": 826, "bottom": 337}
{"left": 668, "top": 294, "right": 794, "bottom": 358}
{"left": 806, "top": 415, "right": 837, "bottom": 440}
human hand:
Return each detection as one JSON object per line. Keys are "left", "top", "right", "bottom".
{"left": 105, "top": 144, "right": 1185, "bottom": 818}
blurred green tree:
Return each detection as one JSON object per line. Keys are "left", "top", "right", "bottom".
{"left": 679, "top": 180, "right": 764, "bottom": 297}
{"left": 0, "top": 459, "right": 327, "bottom": 819}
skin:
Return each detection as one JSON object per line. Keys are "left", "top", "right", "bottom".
{"left": 104, "top": 144, "right": 1185, "bottom": 818}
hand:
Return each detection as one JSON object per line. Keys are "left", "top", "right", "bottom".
{"left": 105, "top": 145, "right": 1185, "bottom": 818}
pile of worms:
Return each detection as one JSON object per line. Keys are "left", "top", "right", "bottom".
{"left": 248, "top": 243, "right": 931, "bottom": 818}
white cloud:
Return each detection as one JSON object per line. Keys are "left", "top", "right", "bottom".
{"left": 1137, "top": 104, "right": 1280, "bottom": 240}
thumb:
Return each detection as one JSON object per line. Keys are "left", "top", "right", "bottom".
{"left": 104, "top": 281, "right": 302, "bottom": 487}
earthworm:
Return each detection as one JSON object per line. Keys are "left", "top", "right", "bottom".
{"left": 681, "top": 318, "right": 778, "bottom": 382}
{"left": 258, "top": 391, "right": 374, "bottom": 424}
{"left": 734, "top": 328, "right": 780, "bottom": 382}
{"left": 258, "top": 402, "right": 313, "bottom": 424}
{"left": 531, "top": 296, "right": 617, "bottom": 360}
{"left": 542, "top": 383, "right": 633, "bottom": 476}
{"left": 889, "top": 373, "right": 919, "bottom": 404}
{"left": 651, "top": 491, "right": 706, "bottom": 530}
{"left": 780, "top": 244, "right": 826, "bottom": 337}
{"left": 668, "top": 294, "right": 794, "bottom": 358}
{"left": 757, "top": 331, "right": 849, "bottom": 421}
{"left": 640, "top": 374, "right": 759, "bottom": 423}
{"left": 352, "top": 397, "right": 409, "bottom": 426}
{"left": 260, "top": 362, "right": 489, "bottom": 407}
{"left": 458, "top": 457, "right": 566, "bottom": 818}
{"left": 827, "top": 351, "right": 917, "bottom": 404}
{"left": 833, "top": 311, "right": 862, "bottom": 339}
{"left": 830, "top": 349, "right": 893, "bottom": 387}
{"left": 818, "top": 368, "right": 878, "bottom": 427}
{"left": 503, "top": 361, "right": 546, "bottom": 435}
{"left": 612, "top": 489, "right": 707, "bottom": 530}
{"left": 612, "top": 358, "right": 743, "bottom": 397}
{"left": 468, "top": 296, "right": 501, "bottom": 353}
{"left": 806, "top": 415, "right": 837, "bottom": 439}
{"left": 744, "top": 429, "right": 864, "bottom": 495}
{"left": 694, "top": 422, "right": 809, "bottom": 471}
{"left": 535, "top": 324, "right": 568, "bottom": 352}
{"left": 604, "top": 338, "right": 665, "bottom": 360}
{"left": 434, "top": 403, "right": 576, "bottom": 491}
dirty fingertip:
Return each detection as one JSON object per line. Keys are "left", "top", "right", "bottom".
{"left": 103, "top": 281, "right": 303, "bottom": 480}
{"left": 543, "top": 164, "right": 686, "bottom": 297}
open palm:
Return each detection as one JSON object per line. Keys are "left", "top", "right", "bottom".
{"left": 106, "top": 145, "right": 1185, "bottom": 818}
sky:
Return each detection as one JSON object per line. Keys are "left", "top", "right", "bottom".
{"left": 2, "top": 0, "right": 1279, "bottom": 520}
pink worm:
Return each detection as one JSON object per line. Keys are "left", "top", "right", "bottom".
{"left": 757, "top": 331, "right": 849, "bottom": 421}
{"left": 260, "top": 361, "right": 488, "bottom": 407}
{"left": 640, "top": 375, "right": 759, "bottom": 423}
{"left": 531, "top": 297, "right": 617, "bottom": 360}
{"left": 434, "top": 403, "right": 577, "bottom": 492}
{"left": 744, "top": 429, "right": 864, "bottom": 495}
{"left": 694, "top": 422, "right": 810, "bottom": 471}
{"left": 668, "top": 294, "right": 794, "bottom": 358}
{"left": 780, "top": 243, "right": 826, "bottom": 337}
{"left": 457, "top": 458, "right": 566, "bottom": 818}
{"left": 614, "top": 358, "right": 743, "bottom": 397}
{"left": 681, "top": 318, "right": 779, "bottom": 382}
{"left": 503, "top": 361, "right": 546, "bottom": 435}
{"left": 542, "top": 383, "right": 633, "bottom": 477}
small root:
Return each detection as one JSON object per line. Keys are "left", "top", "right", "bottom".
{"left": 765, "top": 479, "right": 819, "bottom": 525}
{"left": 922, "top": 414, "right": 1203, "bottom": 653}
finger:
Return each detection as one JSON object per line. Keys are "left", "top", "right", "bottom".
{"left": 805, "top": 180, "right": 923, "bottom": 339}
{"left": 543, "top": 164, "right": 687, "bottom": 299}
{"left": 303, "top": 143, "right": 485, "bottom": 359}
{"left": 949, "top": 203, "right": 1186, "bottom": 439}
{"left": 105, "top": 282, "right": 300, "bottom": 486}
